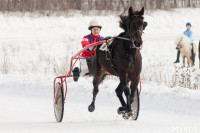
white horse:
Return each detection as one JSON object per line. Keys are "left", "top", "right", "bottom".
{"left": 175, "top": 35, "right": 196, "bottom": 67}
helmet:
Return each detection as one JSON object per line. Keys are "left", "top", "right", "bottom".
{"left": 88, "top": 19, "right": 102, "bottom": 30}
{"left": 186, "top": 22, "right": 191, "bottom": 26}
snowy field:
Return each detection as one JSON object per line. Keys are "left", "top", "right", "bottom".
{"left": 0, "top": 8, "right": 200, "bottom": 133}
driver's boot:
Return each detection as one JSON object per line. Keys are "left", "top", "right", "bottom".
{"left": 72, "top": 67, "right": 80, "bottom": 82}
{"left": 174, "top": 50, "right": 180, "bottom": 63}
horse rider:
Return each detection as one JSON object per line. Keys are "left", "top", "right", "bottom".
{"left": 72, "top": 19, "right": 104, "bottom": 80}
{"left": 174, "top": 22, "right": 195, "bottom": 65}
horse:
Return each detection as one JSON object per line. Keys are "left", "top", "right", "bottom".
{"left": 175, "top": 35, "right": 196, "bottom": 67}
{"left": 88, "top": 7, "right": 148, "bottom": 119}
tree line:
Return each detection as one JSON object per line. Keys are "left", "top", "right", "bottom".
{"left": 0, "top": 0, "right": 199, "bottom": 15}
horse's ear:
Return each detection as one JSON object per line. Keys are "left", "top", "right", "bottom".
{"left": 128, "top": 6, "right": 133, "bottom": 17}
{"left": 143, "top": 21, "right": 148, "bottom": 30}
{"left": 140, "top": 7, "right": 144, "bottom": 15}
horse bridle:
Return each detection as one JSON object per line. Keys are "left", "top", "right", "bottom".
{"left": 113, "top": 29, "right": 143, "bottom": 49}
{"left": 128, "top": 29, "right": 143, "bottom": 48}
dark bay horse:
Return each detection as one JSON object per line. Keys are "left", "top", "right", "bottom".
{"left": 199, "top": 40, "right": 200, "bottom": 68}
{"left": 88, "top": 7, "right": 148, "bottom": 119}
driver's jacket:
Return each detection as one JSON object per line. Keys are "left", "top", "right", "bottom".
{"left": 81, "top": 34, "right": 103, "bottom": 57}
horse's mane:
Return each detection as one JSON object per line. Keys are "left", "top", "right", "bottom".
{"left": 111, "top": 11, "right": 144, "bottom": 44}
{"left": 176, "top": 35, "right": 190, "bottom": 46}
{"left": 176, "top": 34, "right": 191, "bottom": 53}
{"left": 119, "top": 11, "right": 144, "bottom": 31}
{"left": 110, "top": 8, "right": 144, "bottom": 47}
{"left": 119, "top": 15, "right": 128, "bottom": 31}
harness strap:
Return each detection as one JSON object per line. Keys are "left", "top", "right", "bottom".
{"left": 114, "top": 36, "right": 131, "bottom": 41}
{"left": 106, "top": 35, "right": 140, "bottom": 76}
{"left": 106, "top": 39, "right": 119, "bottom": 76}
{"left": 112, "top": 36, "right": 141, "bottom": 49}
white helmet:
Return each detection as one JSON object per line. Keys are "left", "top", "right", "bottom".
{"left": 88, "top": 19, "right": 102, "bottom": 30}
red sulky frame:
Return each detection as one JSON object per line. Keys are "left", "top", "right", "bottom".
{"left": 53, "top": 40, "right": 141, "bottom": 104}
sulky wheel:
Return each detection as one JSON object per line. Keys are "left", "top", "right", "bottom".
{"left": 130, "top": 88, "right": 140, "bottom": 120}
{"left": 54, "top": 82, "right": 64, "bottom": 122}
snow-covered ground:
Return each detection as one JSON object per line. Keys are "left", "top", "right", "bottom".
{"left": 0, "top": 8, "right": 200, "bottom": 133}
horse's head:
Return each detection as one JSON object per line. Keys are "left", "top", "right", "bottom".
{"left": 176, "top": 36, "right": 183, "bottom": 50}
{"left": 120, "top": 7, "right": 148, "bottom": 48}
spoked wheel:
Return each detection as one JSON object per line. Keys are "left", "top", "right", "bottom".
{"left": 130, "top": 88, "right": 140, "bottom": 120}
{"left": 54, "top": 82, "right": 64, "bottom": 122}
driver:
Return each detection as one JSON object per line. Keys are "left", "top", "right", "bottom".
{"left": 81, "top": 19, "right": 104, "bottom": 57}
{"left": 73, "top": 19, "right": 104, "bottom": 80}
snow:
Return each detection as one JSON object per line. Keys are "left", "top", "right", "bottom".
{"left": 0, "top": 8, "right": 200, "bottom": 133}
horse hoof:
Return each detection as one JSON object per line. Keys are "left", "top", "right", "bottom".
{"left": 122, "top": 111, "right": 133, "bottom": 120}
{"left": 117, "top": 108, "right": 122, "bottom": 115}
{"left": 88, "top": 104, "right": 95, "bottom": 112}
{"left": 122, "top": 114, "right": 129, "bottom": 120}
{"left": 127, "top": 111, "right": 134, "bottom": 116}
{"left": 117, "top": 107, "right": 126, "bottom": 115}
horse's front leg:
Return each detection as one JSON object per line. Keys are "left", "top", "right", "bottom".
{"left": 130, "top": 77, "right": 139, "bottom": 104}
{"left": 186, "top": 56, "right": 191, "bottom": 67}
{"left": 182, "top": 56, "right": 185, "bottom": 67}
{"left": 88, "top": 70, "right": 104, "bottom": 112}
{"left": 118, "top": 73, "right": 131, "bottom": 113}
{"left": 116, "top": 82, "right": 126, "bottom": 112}
{"left": 123, "top": 83, "right": 132, "bottom": 112}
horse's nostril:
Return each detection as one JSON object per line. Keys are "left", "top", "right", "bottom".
{"left": 134, "top": 41, "right": 138, "bottom": 45}
{"left": 134, "top": 41, "right": 140, "bottom": 44}
{"left": 134, "top": 41, "right": 143, "bottom": 46}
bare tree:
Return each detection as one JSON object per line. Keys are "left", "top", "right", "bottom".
{"left": 0, "top": 0, "right": 200, "bottom": 15}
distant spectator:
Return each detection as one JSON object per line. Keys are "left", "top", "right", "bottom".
{"left": 174, "top": 22, "right": 195, "bottom": 65}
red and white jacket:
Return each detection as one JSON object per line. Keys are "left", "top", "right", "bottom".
{"left": 81, "top": 34, "right": 104, "bottom": 57}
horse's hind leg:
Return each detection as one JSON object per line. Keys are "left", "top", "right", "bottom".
{"left": 88, "top": 70, "right": 105, "bottom": 112}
